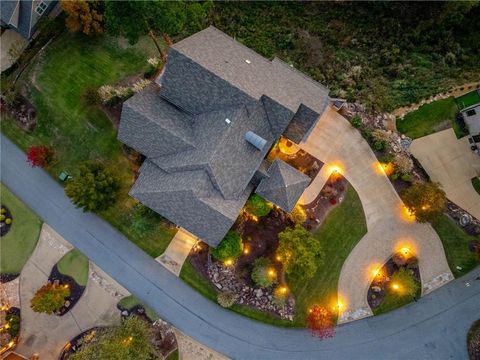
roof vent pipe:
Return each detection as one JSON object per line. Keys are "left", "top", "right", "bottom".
{"left": 245, "top": 131, "right": 267, "bottom": 151}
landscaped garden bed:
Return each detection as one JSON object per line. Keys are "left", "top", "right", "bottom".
{"left": 368, "top": 251, "right": 420, "bottom": 315}
{"left": 467, "top": 319, "right": 480, "bottom": 360}
{"left": 181, "top": 174, "right": 367, "bottom": 327}
{"left": 0, "top": 306, "right": 20, "bottom": 355}
{"left": 0, "top": 206, "right": 13, "bottom": 237}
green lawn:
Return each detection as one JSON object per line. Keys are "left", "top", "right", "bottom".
{"left": 431, "top": 214, "right": 479, "bottom": 278}
{"left": 180, "top": 185, "right": 367, "bottom": 327}
{"left": 0, "top": 183, "right": 42, "bottom": 275}
{"left": 118, "top": 295, "right": 158, "bottom": 322}
{"left": 396, "top": 97, "right": 459, "bottom": 139}
{"left": 373, "top": 284, "right": 421, "bottom": 316}
{"left": 1, "top": 32, "right": 176, "bottom": 257}
{"left": 456, "top": 90, "right": 480, "bottom": 110}
{"left": 289, "top": 186, "right": 367, "bottom": 325}
{"left": 472, "top": 177, "right": 480, "bottom": 196}
{"left": 57, "top": 249, "right": 89, "bottom": 286}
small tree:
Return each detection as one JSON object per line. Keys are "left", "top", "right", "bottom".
{"left": 217, "top": 291, "right": 236, "bottom": 308}
{"left": 251, "top": 257, "right": 276, "bottom": 287}
{"left": 390, "top": 268, "right": 419, "bottom": 298}
{"left": 61, "top": 0, "right": 104, "bottom": 36}
{"left": 245, "top": 194, "right": 272, "bottom": 217}
{"left": 69, "top": 316, "right": 157, "bottom": 360}
{"left": 289, "top": 204, "right": 307, "bottom": 224}
{"left": 210, "top": 231, "right": 243, "bottom": 261}
{"left": 27, "top": 145, "right": 54, "bottom": 168}
{"left": 30, "top": 283, "right": 70, "bottom": 314}
{"left": 401, "top": 182, "right": 446, "bottom": 223}
{"left": 65, "top": 161, "right": 120, "bottom": 212}
{"left": 277, "top": 224, "right": 323, "bottom": 280}
{"left": 306, "top": 305, "right": 335, "bottom": 339}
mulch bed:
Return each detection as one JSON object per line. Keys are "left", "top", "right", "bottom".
{"left": 0, "top": 94, "right": 37, "bottom": 131}
{"left": 0, "top": 273, "right": 19, "bottom": 283}
{"left": 268, "top": 145, "right": 323, "bottom": 181}
{"left": 48, "top": 265, "right": 86, "bottom": 316}
{"left": 0, "top": 205, "right": 13, "bottom": 237}
{"left": 303, "top": 174, "right": 348, "bottom": 231}
{"left": 367, "top": 258, "right": 421, "bottom": 310}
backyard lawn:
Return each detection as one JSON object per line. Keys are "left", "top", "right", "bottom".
{"left": 0, "top": 183, "right": 42, "bottom": 275}
{"left": 1, "top": 32, "right": 176, "bottom": 257}
{"left": 432, "top": 214, "right": 479, "bottom": 278}
{"left": 180, "top": 185, "right": 367, "bottom": 327}
{"left": 456, "top": 90, "right": 480, "bottom": 110}
{"left": 57, "top": 249, "right": 89, "bottom": 286}
{"left": 396, "top": 97, "right": 458, "bottom": 139}
{"left": 289, "top": 186, "right": 367, "bottom": 325}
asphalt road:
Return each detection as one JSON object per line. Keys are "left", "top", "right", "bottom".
{"left": 1, "top": 134, "right": 479, "bottom": 360}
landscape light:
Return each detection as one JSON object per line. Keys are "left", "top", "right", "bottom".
{"left": 224, "top": 259, "right": 234, "bottom": 266}
{"left": 392, "top": 283, "right": 400, "bottom": 291}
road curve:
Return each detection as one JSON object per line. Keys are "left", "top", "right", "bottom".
{"left": 1, "top": 134, "right": 479, "bottom": 360}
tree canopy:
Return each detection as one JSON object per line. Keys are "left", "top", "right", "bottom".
{"left": 65, "top": 161, "right": 120, "bottom": 212}
{"left": 245, "top": 194, "right": 272, "bottom": 217}
{"left": 61, "top": 0, "right": 104, "bottom": 36}
{"left": 401, "top": 181, "right": 446, "bottom": 223}
{"left": 30, "top": 283, "right": 70, "bottom": 314}
{"left": 277, "top": 224, "right": 324, "bottom": 280}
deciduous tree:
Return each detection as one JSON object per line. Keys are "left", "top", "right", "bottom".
{"left": 30, "top": 283, "right": 70, "bottom": 314}
{"left": 65, "top": 161, "right": 120, "bottom": 212}
{"left": 61, "top": 0, "right": 104, "bottom": 36}
{"left": 277, "top": 224, "right": 323, "bottom": 280}
{"left": 401, "top": 181, "right": 446, "bottom": 223}
{"left": 306, "top": 305, "right": 335, "bottom": 339}
{"left": 26, "top": 145, "right": 54, "bottom": 168}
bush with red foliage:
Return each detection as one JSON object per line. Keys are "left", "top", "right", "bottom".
{"left": 27, "top": 145, "right": 54, "bottom": 168}
{"left": 329, "top": 198, "right": 337, "bottom": 205}
{"left": 306, "top": 305, "right": 335, "bottom": 339}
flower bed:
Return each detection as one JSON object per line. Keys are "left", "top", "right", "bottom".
{"left": 0, "top": 206, "right": 13, "bottom": 237}
{"left": 47, "top": 265, "right": 86, "bottom": 316}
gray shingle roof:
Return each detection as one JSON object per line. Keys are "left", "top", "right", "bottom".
{"left": 118, "top": 26, "right": 329, "bottom": 247}
{"left": 255, "top": 159, "right": 311, "bottom": 212}
{"left": 1, "top": 1, "right": 55, "bottom": 40}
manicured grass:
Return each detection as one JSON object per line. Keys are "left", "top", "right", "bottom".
{"left": 373, "top": 285, "right": 421, "bottom": 315}
{"left": 472, "top": 177, "right": 480, "bottom": 196}
{"left": 57, "top": 249, "right": 89, "bottom": 286}
{"left": 180, "top": 185, "right": 367, "bottom": 327}
{"left": 1, "top": 32, "right": 175, "bottom": 257}
{"left": 0, "top": 183, "right": 42, "bottom": 275}
{"left": 456, "top": 90, "right": 480, "bottom": 110}
{"left": 431, "top": 214, "right": 479, "bottom": 278}
{"left": 166, "top": 349, "right": 179, "bottom": 360}
{"left": 396, "top": 97, "right": 458, "bottom": 139}
{"left": 118, "top": 295, "right": 158, "bottom": 322}
{"left": 289, "top": 186, "right": 367, "bottom": 325}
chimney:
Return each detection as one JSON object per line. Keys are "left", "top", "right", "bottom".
{"left": 245, "top": 131, "right": 267, "bottom": 151}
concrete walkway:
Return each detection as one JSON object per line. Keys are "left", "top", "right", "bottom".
{"left": 157, "top": 229, "right": 197, "bottom": 276}
{"left": 2, "top": 134, "right": 479, "bottom": 359}
{"left": 299, "top": 107, "right": 453, "bottom": 322}
{"left": 410, "top": 128, "right": 480, "bottom": 220}
{"left": 16, "top": 224, "right": 126, "bottom": 360}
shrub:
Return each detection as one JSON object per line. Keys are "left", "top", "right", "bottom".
{"left": 351, "top": 115, "right": 363, "bottom": 128}
{"left": 217, "top": 291, "right": 236, "bottom": 308}
{"left": 251, "top": 257, "right": 276, "bottom": 287}
{"left": 65, "top": 161, "right": 120, "bottom": 212}
{"left": 0, "top": 215, "right": 5, "bottom": 221}
{"left": 128, "top": 204, "right": 163, "bottom": 235}
{"left": 401, "top": 182, "right": 446, "bottom": 223}
{"left": 373, "top": 140, "right": 387, "bottom": 151}
{"left": 26, "top": 145, "right": 55, "bottom": 168}
{"left": 1, "top": 208, "right": 5, "bottom": 214}
{"left": 5, "top": 313, "right": 20, "bottom": 338}
{"left": 289, "top": 205, "right": 307, "bottom": 224}
{"left": 5, "top": 218, "right": 12, "bottom": 225}
{"left": 389, "top": 267, "right": 419, "bottom": 298}
{"left": 306, "top": 305, "right": 335, "bottom": 339}
{"left": 82, "top": 86, "right": 101, "bottom": 106}
{"left": 394, "top": 154, "right": 414, "bottom": 175}
{"left": 210, "top": 231, "right": 243, "bottom": 261}
{"left": 245, "top": 194, "right": 272, "bottom": 217}
{"left": 30, "top": 283, "right": 70, "bottom": 314}
{"left": 277, "top": 224, "right": 324, "bottom": 280}
{"left": 379, "top": 153, "right": 395, "bottom": 163}
{"left": 401, "top": 174, "right": 412, "bottom": 182}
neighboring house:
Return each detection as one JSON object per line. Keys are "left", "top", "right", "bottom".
{"left": 118, "top": 26, "right": 330, "bottom": 247}
{"left": 461, "top": 102, "right": 480, "bottom": 152}
{"left": 0, "top": 0, "right": 56, "bottom": 40}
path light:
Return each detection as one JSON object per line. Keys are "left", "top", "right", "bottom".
{"left": 391, "top": 283, "right": 400, "bottom": 291}
{"left": 401, "top": 247, "right": 411, "bottom": 256}
{"left": 224, "top": 259, "right": 234, "bottom": 267}
{"left": 276, "top": 255, "right": 282, "bottom": 262}
{"left": 267, "top": 268, "right": 276, "bottom": 278}
{"left": 400, "top": 204, "right": 416, "bottom": 223}
{"left": 243, "top": 246, "right": 250, "bottom": 255}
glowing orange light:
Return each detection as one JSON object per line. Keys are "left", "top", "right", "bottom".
{"left": 400, "top": 205, "right": 416, "bottom": 222}
{"left": 224, "top": 259, "right": 234, "bottom": 266}
{"left": 276, "top": 255, "right": 282, "bottom": 261}
{"left": 401, "top": 247, "right": 410, "bottom": 256}
{"left": 7, "top": 340, "right": 15, "bottom": 348}
{"left": 375, "top": 161, "right": 394, "bottom": 176}
{"left": 392, "top": 283, "right": 400, "bottom": 291}
{"left": 243, "top": 247, "right": 250, "bottom": 255}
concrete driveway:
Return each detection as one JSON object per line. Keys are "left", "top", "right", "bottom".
{"left": 299, "top": 107, "right": 453, "bottom": 322}
{"left": 0, "top": 29, "right": 27, "bottom": 72}
{"left": 410, "top": 128, "right": 480, "bottom": 220}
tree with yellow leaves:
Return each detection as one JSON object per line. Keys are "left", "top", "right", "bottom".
{"left": 60, "top": 0, "right": 103, "bottom": 36}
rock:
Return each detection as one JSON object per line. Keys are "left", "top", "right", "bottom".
{"left": 255, "top": 289, "right": 263, "bottom": 298}
{"left": 214, "top": 283, "right": 222, "bottom": 289}
{"left": 121, "top": 310, "right": 129, "bottom": 316}
{"left": 371, "top": 286, "right": 382, "bottom": 293}
{"left": 64, "top": 300, "right": 71, "bottom": 308}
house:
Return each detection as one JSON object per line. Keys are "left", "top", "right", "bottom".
{"left": 0, "top": 0, "right": 56, "bottom": 40}
{"left": 461, "top": 102, "right": 480, "bottom": 152}
{"left": 118, "top": 26, "right": 330, "bottom": 247}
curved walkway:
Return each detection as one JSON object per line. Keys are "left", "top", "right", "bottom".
{"left": 299, "top": 108, "right": 453, "bottom": 322}
{"left": 1, "top": 134, "right": 478, "bottom": 359}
